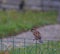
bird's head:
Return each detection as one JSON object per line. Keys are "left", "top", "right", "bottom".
{"left": 31, "top": 27, "right": 37, "bottom": 32}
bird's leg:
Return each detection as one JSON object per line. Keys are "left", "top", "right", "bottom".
{"left": 39, "top": 39, "right": 43, "bottom": 43}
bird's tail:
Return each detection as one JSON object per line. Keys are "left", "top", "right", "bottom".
{"left": 39, "top": 39, "right": 43, "bottom": 43}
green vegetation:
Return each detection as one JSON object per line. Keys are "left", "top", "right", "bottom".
{"left": 0, "top": 41, "right": 60, "bottom": 54}
{"left": 0, "top": 10, "right": 57, "bottom": 37}
{"left": 10, "top": 41, "right": 60, "bottom": 54}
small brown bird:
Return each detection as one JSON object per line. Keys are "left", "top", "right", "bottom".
{"left": 31, "top": 28, "right": 43, "bottom": 43}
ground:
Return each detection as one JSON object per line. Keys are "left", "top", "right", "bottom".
{"left": 0, "top": 24, "right": 60, "bottom": 51}
{"left": 0, "top": 10, "right": 59, "bottom": 54}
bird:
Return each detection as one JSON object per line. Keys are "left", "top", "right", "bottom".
{"left": 31, "top": 28, "right": 43, "bottom": 43}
